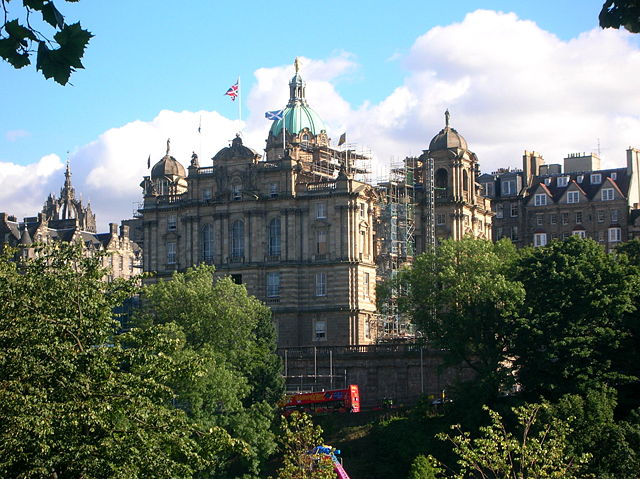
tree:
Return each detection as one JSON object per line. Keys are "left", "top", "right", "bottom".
{"left": 0, "top": 0, "right": 92, "bottom": 85}
{"left": 600, "top": 0, "right": 640, "bottom": 34}
{"left": 0, "top": 244, "right": 240, "bottom": 478}
{"left": 407, "top": 455, "right": 444, "bottom": 479}
{"left": 546, "top": 387, "right": 640, "bottom": 479}
{"left": 438, "top": 403, "right": 591, "bottom": 479}
{"left": 133, "top": 265, "right": 285, "bottom": 477}
{"left": 390, "top": 238, "right": 525, "bottom": 397}
{"left": 512, "top": 237, "right": 638, "bottom": 399}
{"left": 270, "top": 412, "right": 336, "bottom": 479}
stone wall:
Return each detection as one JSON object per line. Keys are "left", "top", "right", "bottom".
{"left": 278, "top": 343, "right": 474, "bottom": 407}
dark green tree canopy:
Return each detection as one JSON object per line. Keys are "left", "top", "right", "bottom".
{"left": 600, "top": 0, "right": 640, "bottom": 33}
{"left": 0, "top": 0, "right": 92, "bottom": 84}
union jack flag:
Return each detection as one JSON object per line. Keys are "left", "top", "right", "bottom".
{"left": 225, "top": 81, "right": 239, "bottom": 101}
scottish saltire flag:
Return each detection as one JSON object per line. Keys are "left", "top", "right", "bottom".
{"left": 265, "top": 110, "right": 284, "bottom": 121}
{"left": 225, "top": 81, "right": 239, "bottom": 101}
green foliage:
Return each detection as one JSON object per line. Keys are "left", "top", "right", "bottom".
{"left": 513, "top": 237, "right": 638, "bottom": 399}
{"left": 0, "top": 0, "right": 92, "bottom": 84}
{"left": 545, "top": 387, "right": 640, "bottom": 479}
{"left": 600, "top": 0, "right": 640, "bottom": 33}
{"left": 438, "top": 403, "right": 591, "bottom": 479}
{"left": 270, "top": 412, "right": 336, "bottom": 479}
{"left": 134, "top": 265, "right": 284, "bottom": 477}
{"left": 0, "top": 244, "right": 240, "bottom": 478}
{"left": 391, "top": 238, "right": 525, "bottom": 397}
{"left": 407, "top": 455, "right": 444, "bottom": 479}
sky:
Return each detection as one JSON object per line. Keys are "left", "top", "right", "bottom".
{"left": 1, "top": 0, "right": 639, "bottom": 231}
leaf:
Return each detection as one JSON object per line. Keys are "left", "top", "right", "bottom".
{"left": 53, "top": 22, "right": 92, "bottom": 69}
{"left": 22, "top": 0, "right": 46, "bottom": 10}
{"left": 41, "top": 1, "right": 65, "bottom": 29}
{"left": 0, "top": 38, "right": 31, "bottom": 69}
{"left": 36, "top": 41, "right": 71, "bottom": 85}
{"left": 4, "top": 19, "right": 38, "bottom": 43}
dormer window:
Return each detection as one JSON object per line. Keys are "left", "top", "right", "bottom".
{"left": 567, "top": 191, "right": 579, "bottom": 204}
{"left": 544, "top": 178, "right": 551, "bottom": 186}
{"left": 557, "top": 176, "right": 568, "bottom": 187}
{"left": 302, "top": 133, "right": 310, "bottom": 142}
{"left": 591, "top": 173, "right": 601, "bottom": 184}
{"left": 577, "top": 175, "right": 584, "bottom": 183}
{"left": 534, "top": 193, "right": 547, "bottom": 206}
{"left": 611, "top": 172, "right": 617, "bottom": 180}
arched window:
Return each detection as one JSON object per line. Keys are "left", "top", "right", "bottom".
{"left": 435, "top": 169, "right": 448, "bottom": 189}
{"left": 231, "top": 220, "right": 244, "bottom": 258}
{"left": 202, "top": 224, "right": 213, "bottom": 262}
{"left": 268, "top": 217, "right": 281, "bottom": 257}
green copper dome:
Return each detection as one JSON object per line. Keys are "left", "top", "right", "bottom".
{"left": 269, "top": 71, "right": 326, "bottom": 137}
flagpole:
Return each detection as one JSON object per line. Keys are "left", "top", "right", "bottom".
{"left": 282, "top": 109, "right": 286, "bottom": 158}
{"left": 238, "top": 76, "right": 242, "bottom": 123}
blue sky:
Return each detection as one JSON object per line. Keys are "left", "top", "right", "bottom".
{"left": 1, "top": 0, "right": 639, "bottom": 228}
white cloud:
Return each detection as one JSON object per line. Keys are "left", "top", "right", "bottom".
{"left": 0, "top": 154, "right": 64, "bottom": 219}
{"left": 3, "top": 10, "right": 640, "bottom": 231}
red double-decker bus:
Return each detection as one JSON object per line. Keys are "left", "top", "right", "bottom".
{"left": 281, "top": 385, "right": 360, "bottom": 414}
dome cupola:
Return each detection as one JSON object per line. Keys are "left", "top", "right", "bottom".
{"left": 151, "top": 138, "right": 186, "bottom": 178}
{"left": 269, "top": 58, "right": 327, "bottom": 137}
{"left": 428, "top": 110, "right": 468, "bottom": 152}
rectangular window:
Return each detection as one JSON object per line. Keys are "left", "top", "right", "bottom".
{"left": 365, "top": 318, "right": 371, "bottom": 339}
{"left": 534, "top": 233, "right": 547, "bottom": 247}
{"left": 573, "top": 230, "right": 586, "bottom": 238}
{"left": 611, "top": 209, "right": 619, "bottom": 223}
{"left": 561, "top": 213, "right": 569, "bottom": 225}
{"left": 611, "top": 172, "right": 617, "bottom": 180}
{"left": 591, "top": 173, "right": 602, "bottom": 184}
{"left": 202, "top": 188, "right": 212, "bottom": 201}
{"left": 577, "top": 175, "right": 584, "bottom": 183}
{"left": 484, "top": 182, "right": 494, "bottom": 196}
{"left": 315, "top": 272, "right": 327, "bottom": 297}
{"left": 166, "top": 242, "right": 176, "bottom": 264}
{"left": 608, "top": 227, "right": 621, "bottom": 243}
{"left": 536, "top": 214, "right": 544, "bottom": 226}
{"left": 314, "top": 319, "right": 326, "bottom": 341}
{"left": 266, "top": 272, "right": 280, "bottom": 298}
{"left": 316, "top": 202, "right": 327, "bottom": 219}
{"left": 557, "top": 176, "right": 568, "bottom": 187}
{"left": 597, "top": 210, "right": 605, "bottom": 223}
{"left": 550, "top": 214, "right": 557, "bottom": 225}
{"left": 496, "top": 204, "right": 504, "bottom": 219}
{"left": 364, "top": 272, "right": 370, "bottom": 298}
{"left": 496, "top": 227, "right": 503, "bottom": 239}
{"left": 567, "top": 191, "right": 579, "bottom": 204}
{"left": 436, "top": 213, "right": 446, "bottom": 225}
{"left": 360, "top": 203, "right": 366, "bottom": 217}
{"left": 316, "top": 230, "right": 327, "bottom": 255}
{"left": 601, "top": 188, "right": 614, "bottom": 201}
{"left": 575, "top": 211, "right": 582, "bottom": 224}
{"left": 510, "top": 203, "right": 518, "bottom": 217}
{"left": 233, "top": 184, "right": 242, "bottom": 201}
{"left": 534, "top": 194, "right": 547, "bottom": 206}
{"left": 231, "top": 274, "right": 242, "bottom": 285}
{"left": 511, "top": 226, "right": 519, "bottom": 241}
{"left": 167, "top": 215, "right": 177, "bottom": 231}
{"left": 270, "top": 183, "right": 279, "bottom": 198}
{"left": 502, "top": 180, "right": 515, "bottom": 195}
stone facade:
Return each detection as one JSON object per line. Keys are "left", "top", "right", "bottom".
{"left": 0, "top": 163, "right": 141, "bottom": 280}
{"left": 140, "top": 68, "right": 378, "bottom": 348}
{"left": 479, "top": 147, "right": 640, "bottom": 250}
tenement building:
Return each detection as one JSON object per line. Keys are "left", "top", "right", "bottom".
{"left": 0, "top": 163, "right": 141, "bottom": 280}
{"left": 139, "top": 65, "right": 378, "bottom": 347}
{"left": 479, "top": 148, "right": 640, "bottom": 250}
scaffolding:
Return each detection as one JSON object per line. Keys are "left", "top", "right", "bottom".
{"left": 374, "top": 157, "right": 418, "bottom": 340}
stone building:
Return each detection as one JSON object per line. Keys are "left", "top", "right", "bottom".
{"left": 0, "top": 163, "right": 141, "bottom": 280}
{"left": 414, "top": 111, "right": 494, "bottom": 251}
{"left": 479, "top": 147, "right": 640, "bottom": 250}
{"left": 139, "top": 65, "right": 378, "bottom": 347}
